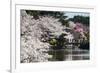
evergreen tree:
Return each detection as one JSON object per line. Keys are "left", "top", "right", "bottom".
{"left": 69, "top": 15, "right": 89, "bottom": 26}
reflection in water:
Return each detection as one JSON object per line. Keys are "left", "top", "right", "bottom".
{"left": 48, "top": 46, "right": 89, "bottom": 61}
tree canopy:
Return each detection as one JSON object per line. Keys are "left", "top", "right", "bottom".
{"left": 69, "top": 15, "right": 90, "bottom": 26}
{"left": 25, "top": 10, "right": 69, "bottom": 27}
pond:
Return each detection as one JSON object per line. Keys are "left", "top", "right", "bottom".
{"left": 48, "top": 48, "right": 89, "bottom": 61}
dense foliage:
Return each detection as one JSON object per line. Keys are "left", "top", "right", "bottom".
{"left": 69, "top": 15, "right": 90, "bottom": 26}
{"left": 20, "top": 10, "right": 69, "bottom": 62}
{"left": 26, "top": 10, "right": 69, "bottom": 26}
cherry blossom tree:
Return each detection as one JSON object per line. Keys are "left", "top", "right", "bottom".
{"left": 20, "top": 10, "right": 67, "bottom": 63}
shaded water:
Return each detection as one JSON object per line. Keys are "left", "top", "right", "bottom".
{"left": 48, "top": 48, "right": 89, "bottom": 61}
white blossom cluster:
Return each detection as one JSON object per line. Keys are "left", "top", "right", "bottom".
{"left": 20, "top": 10, "right": 68, "bottom": 63}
